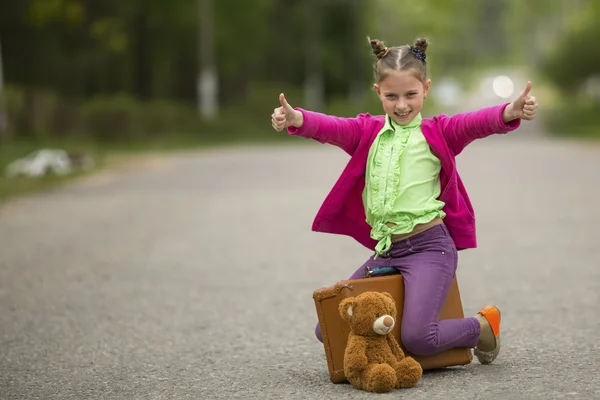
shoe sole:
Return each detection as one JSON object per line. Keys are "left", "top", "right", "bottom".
{"left": 474, "top": 334, "right": 501, "bottom": 364}
{"left": 474, "top": 305, "right": 501, "bottom": 364}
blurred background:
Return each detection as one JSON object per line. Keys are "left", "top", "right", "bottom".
{"left": 0, "top": 0, "right": 598, "bottom": 199}
{"left": 1, "top": 3, "right": 600, "bottom": 398}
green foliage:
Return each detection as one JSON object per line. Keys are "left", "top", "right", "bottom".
{"left": 535, "top": 1, "right": 600, "bottom": 137}
{"left": 27, "top": 0, "right": 86, "bottom": 28}
{"left": 542, "top": 101, "right": 600, "bottom": 138}
{"left": 79, "top": 95, "right": 145, "bottom": 140}
{"left": 1, "top": 84, "right": 292, "bottom": 146}
{"left": 2, "top": 86, "right": 197, "bottom": 141}
{"left": 0, "top": 0, "right": 534, "bottom": 101}
{"left": 539, "top": 1, "right": 600, "bottom": 93}
{"left": 2, "top": 0, "right": 598, "bottom": 145}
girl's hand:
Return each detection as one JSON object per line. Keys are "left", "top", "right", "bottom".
{"left": 504, "top": 81, "right": 538, "bottom": 122}
{"left": 271, "top": 93, "right": 303, "bottom": 131}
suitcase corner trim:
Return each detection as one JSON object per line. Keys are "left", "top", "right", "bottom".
{"left": 313, "top": 280, "right": 354, "bottom": 301}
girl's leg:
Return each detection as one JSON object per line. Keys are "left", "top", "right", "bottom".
{"left": 390, "top": 225, "right": 480, "bottom": 356}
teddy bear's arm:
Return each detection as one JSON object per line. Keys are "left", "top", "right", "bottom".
{"left": 346, "top": 340, "right": 369, "bottom": 371}
{"left": 386, "top": 335, "right": 406, "bottom": 360}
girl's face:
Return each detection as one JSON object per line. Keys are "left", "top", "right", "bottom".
{"left": 374, "top": 70, "right": 431, "bottom": 125}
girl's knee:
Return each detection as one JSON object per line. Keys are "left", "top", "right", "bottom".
{"left": 401, "top": 326, "right": 438, "bottom": 356}
{"left": 315, "top": 323, "right": 323, "bottom": 343}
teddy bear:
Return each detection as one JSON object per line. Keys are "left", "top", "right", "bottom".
{"left": 338, "top": 291, "right": 423, "bottom": 393}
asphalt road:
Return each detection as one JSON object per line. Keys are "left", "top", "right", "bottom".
{"left": 1, "top": 132, "right": 599, "bottom": 399}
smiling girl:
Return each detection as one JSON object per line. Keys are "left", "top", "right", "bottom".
{"left": 271, "top": 37, "right": 538, "bottom": 364}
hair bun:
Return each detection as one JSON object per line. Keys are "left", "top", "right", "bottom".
{"left": 413, "top": 38, "right": 428, "bottom": 53}
{"left": 369, "top": 37, "right": 388, "bottom": 59}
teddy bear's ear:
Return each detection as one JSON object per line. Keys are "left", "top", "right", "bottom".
{"left": 380, "top": 292, "right": 396, "bottom": 316}
{"left": 381, "top": 292, "right": 394, "bottom": 302}
{"left": 339, "top": 298, "right": 355, "bottom": 322}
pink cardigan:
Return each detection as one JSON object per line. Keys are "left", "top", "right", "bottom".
{"left": 287, "top": 104, "right": 521, "bottom": 251}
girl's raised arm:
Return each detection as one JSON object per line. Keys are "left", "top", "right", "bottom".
{"left": 272, "top": 93, "right": 365, "bottom": 156}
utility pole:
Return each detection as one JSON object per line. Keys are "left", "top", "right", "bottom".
{"left": 198, "top": 0, "right": 218, "bottom": 119}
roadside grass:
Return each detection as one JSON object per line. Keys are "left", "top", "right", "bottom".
{"left": 0, "top": 127, "right": 289, "bottom": 203}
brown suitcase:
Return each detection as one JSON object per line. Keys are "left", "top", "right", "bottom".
{"left": 313, "top": 272, "right": 473, "bottom": 383}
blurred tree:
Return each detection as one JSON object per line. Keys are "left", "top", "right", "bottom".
{"left": 0, "top": 0, "right": 584, "bottom": 139}
{"left": 0, "top": 35, "right": 6, "bottom": 138}
{"left": 347, "top": 0, "right": 369, "bottom": 106}
{"left": 539, "top": 0, "right": 600, "bottom": 94}
{"left": 368, "top": 0, "right": 482, "bottom": 77}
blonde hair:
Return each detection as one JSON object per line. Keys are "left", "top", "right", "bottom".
{"left": 369, "top": 37, "right": 429, "bottom": 82}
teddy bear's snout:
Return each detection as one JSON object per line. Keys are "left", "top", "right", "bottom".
{"left": 373, "top": 315, "right": 395, "bottom": 335}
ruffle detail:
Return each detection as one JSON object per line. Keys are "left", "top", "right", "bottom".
{"left": 365, "top": 118, "right": 421, "bottom": 255}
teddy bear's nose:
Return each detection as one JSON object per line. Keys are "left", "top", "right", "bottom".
{"left": 383, "top": 316, "right": 394, "bottom": 327}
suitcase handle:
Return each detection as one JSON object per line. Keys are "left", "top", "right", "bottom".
{"left": 364, "top": 265, "right": 399, "bottom": 278}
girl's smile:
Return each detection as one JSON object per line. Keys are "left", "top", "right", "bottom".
{"left": 394, "top": 110, "right": 412, "bottom": 120}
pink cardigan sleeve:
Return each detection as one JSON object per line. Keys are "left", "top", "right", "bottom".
{"left": 287, "top": 108, "right": 367, "bottom": 155}
{"left": 438, "top": 103, "right": 521, "bottom": 155}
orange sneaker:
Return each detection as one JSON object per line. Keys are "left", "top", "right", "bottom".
{"left": 474, "top": 305, "right": 501, "bottom": 364}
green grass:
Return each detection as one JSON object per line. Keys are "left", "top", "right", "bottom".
{"left": 540, "top": 103, "right": 600, "bottom": 139}
{"left": 0, "top": 127, "right": 290, "bottom": 203}
{"left": 0, "top": 138, "right": 107, "bottom": 202}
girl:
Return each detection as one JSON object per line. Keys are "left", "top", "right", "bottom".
{"left": 271, "top": 38, "right": 538, "bottom": 364}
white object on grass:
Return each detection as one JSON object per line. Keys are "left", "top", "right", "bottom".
{"left": 4, "top": 149, "right": 87, "bottom": 178}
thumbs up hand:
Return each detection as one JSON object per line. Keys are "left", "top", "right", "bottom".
{"left": 272, "top": 93, "right": 303, "bottom": 131}
{"left": 504, "top": 81, "right": 538, "bottom": 122}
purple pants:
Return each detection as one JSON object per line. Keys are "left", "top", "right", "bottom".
{"left": 315, "top": 224, "right": 480, "bottom": 356}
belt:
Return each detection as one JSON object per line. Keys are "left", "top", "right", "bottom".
{"left": 390, "top": 217, "right": 444, "bottom": 243}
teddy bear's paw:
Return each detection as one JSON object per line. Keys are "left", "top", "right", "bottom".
{"left": 394, "top": 357, "right": 423, "bottom": 389}
{"left": 363, "top": 364, "right": 396, "bottom": 393}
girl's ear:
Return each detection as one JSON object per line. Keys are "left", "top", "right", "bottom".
{"left": 373, "top": 83, "right": 381, "bottom": 96}
{"left": 339, "top": 298, "right": 356, "bottom": 322}
{"left": 423, "top": 79, "right": 431, "bottom": 99}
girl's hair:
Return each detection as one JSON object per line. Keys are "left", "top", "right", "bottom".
{"left": 369, "top": 37, "right": 429, "bottom": 83}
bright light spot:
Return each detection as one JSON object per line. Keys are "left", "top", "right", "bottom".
{"left": 492, "top": 76, "right": 514, "bottom": 99}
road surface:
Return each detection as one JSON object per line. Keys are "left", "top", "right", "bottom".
{"left": 1, "top": 132, "right": 599, "bottom": 399}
